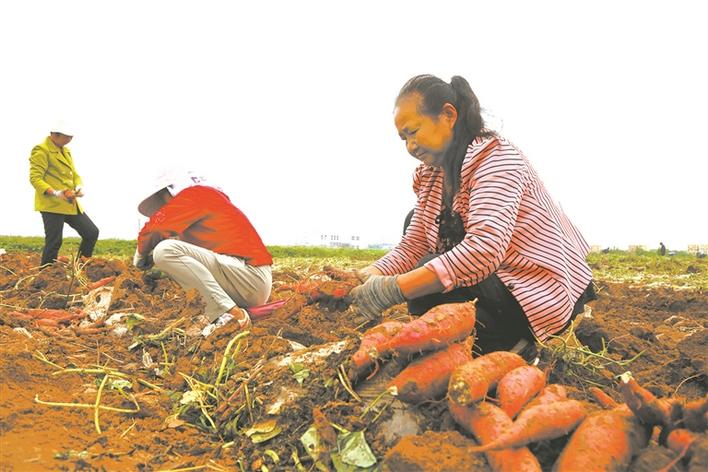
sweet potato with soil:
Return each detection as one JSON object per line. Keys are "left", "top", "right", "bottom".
{"left": 496, "top": 364, "right": 546, "bottom": 418}
{"left": 467, "top": 399, "right": 587, "bottom": 452}
{"left": 553, "top": 407, "right": 651, "bottom": 472}
{"left": 349, "top": 320, "right": 406, "bottom": 378}
{"left": 448, "top": 351, "right": 526, "bottom": 406}
{"left": 379, "top": 301, "right": 477, "bottom": 356}
{"left": 619, "top": 372, "right": 672, "bottom": 427}
{"left": 523, "top": 384, "right": 567, "bottom": 411}
{"left": 448, "top": 401, "right": 542, "bottom": 472}
{"left": 388, "top": 338, "right": 473, "bottom": 403}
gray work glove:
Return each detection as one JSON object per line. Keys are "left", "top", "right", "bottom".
{"left": 350, "top": 275, "right": 405, "bottom": 320}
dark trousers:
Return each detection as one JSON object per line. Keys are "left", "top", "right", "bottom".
{"left": 40, "top": 211, "right": 99, "bottom": 266}
{"left": 403, "top": 209, "right": 595, "bottom": 354}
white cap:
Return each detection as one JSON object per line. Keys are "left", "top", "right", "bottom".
{"left": 50, "top": 119, "right": 75, "bottom": 136}
{"left": 137, "top": 169, "right": 219, "bottom": 216}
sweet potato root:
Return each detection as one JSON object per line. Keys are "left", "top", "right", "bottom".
{"left": 349, "top": 320, "right": 406, "bottom": 378}
{"left": 86, "top": 276, "right": 116, "bottom": 290}
{"left": 553, "top": 407, "right": 651, "bottom": 472}
{"left": 467, "top": 399, "right": 587, "bottom": 452}
{"left": 496, "top": 364, "right": 546, "bottom": 418}
{"left": 379, "top": 301, "right": 477, "bottom": 356}
{"left": 619, "top": 372, "right": 672, "bottom": 427}
{"left": 388, "top": 338, "right": 473, "bottom": 403}
{"left": 448, "top": 401, "right": 542, "bottom": 472}
{"left": 589, "top": 386, "right": 619, "bottom": 409}
{"left": 448, "top": 351, "right": 526, "bottom": 406}
{"left": 523, "top": 384, "right": 567, "bottom": 411}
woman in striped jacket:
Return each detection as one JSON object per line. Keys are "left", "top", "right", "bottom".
{"left": 350, "top": 74, "right": 595, "bottom": 357}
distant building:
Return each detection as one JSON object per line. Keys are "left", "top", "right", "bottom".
{"left": 316, "top": 233, "right": 365, "bottom": 249}
{"left": 688, "top": 244, "right": 708, "bottom": 255}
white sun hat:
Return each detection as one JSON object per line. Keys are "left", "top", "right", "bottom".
{"left": 50, "top": 119, "right": 75, "bottom": 136}
{"left": 137, "top": 169, "right": 218, "bottom": 216}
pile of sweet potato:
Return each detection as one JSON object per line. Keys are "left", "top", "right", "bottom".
{"left": 348, "top": 301, "right": 707, "bottom": 471}
{"left": 348, "top": 301, "right": 477, "bottom": 403}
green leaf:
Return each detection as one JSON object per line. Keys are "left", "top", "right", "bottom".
{"left": 300, "top": 424, "right": 322, "bottom": 462}
{"left": 289, "top": 362, "right": 310, "bottom": 385}
{"left": 337, "top": 431, "right": 376, "bottom": 469}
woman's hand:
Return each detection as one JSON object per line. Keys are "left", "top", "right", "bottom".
{"left": 350, "top": 275, "right": 405, "bottom": 320}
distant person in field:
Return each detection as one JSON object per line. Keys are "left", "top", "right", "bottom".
{"left": 658, "top": 242, "right": 666, "bottom": 256}
{"left": 29, "top": 121, "right": 99, "bottom": 266}
{"left": 134, "top": 170, "right": 272, "bottom": 337}
{"left": 349, "top": 74, "right": 596, "bottom": 359}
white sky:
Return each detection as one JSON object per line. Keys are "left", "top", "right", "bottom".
{"left": 2, "top": 1, "right": 706, "bottom": 250}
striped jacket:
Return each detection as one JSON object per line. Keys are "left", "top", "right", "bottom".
{"left": 373, "top": 134, "right": 592, "bottom": 341}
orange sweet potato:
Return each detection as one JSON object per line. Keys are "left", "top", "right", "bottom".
{"left": 619, "top": 372, "right": 672, "bottom": 427}
{"left": 448, "top": 401, "right": 542, "bottom": 472}
{"left": 349, "top": 320, "right": 406, "bottom": 378}
{"left": 379, "top": 301, "right": 477, "bottom": 356}
{"left": 448, "top": 351, "right": 526, "bottom": 406}
{"left": 388, "top": 338, "right": 473, "bottom": 404}
{"left": 522, "top": 384, "right": 567, "bottom": 411}
{"left": 496, "top": 364, "right": 546, "bottom": 418}
{"left": 553, "top": 407, "right": 651, "bottom": 472}
{"left": 467, "top": 400, "right": 587, "bottom": 452}
{"left": 589, "top": 386, "right": 619, "bottom": 409}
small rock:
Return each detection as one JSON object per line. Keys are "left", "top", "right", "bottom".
{"left": 663, "top": 315, "right": 682, "bottom": 326}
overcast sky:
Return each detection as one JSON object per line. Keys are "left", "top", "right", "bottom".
{"left": 2, "top": 1, "right": 706, "bottom": 250}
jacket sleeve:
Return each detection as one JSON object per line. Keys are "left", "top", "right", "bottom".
{"left": 426, "top": 148, "right": 527, "bottom": 291}
{"left": 29, "top": 146, "right": 51, "bottom": 194}
{"left": 137, "top": 190, "right": 207, "bottom": 255}
{"left": 66, "top": 150, "right": 83, "bottom": 189}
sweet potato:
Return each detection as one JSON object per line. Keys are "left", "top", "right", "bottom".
{"left": 388, "top": 338, "right": 473, "bottom": 403}
{"left": 666, "top": 428, "right": 698, "bottom": 456}
{"left": 86, "top": 276, "right": 116, "bottom": 290}
{"left": 379, "top": 301, "right": 477, "bottom": 356}
{"left": 496, "top": 364, "right": 546, "bottom": 418}
{"left": 448, "top": 351, "right": 526, "bottom": 406}
{"left": 619, "top": 372, "right": 672, "bottom": 427}
{"left": 523, "top": 384, "right": 567, "bottom": 411}
{"left": 349, "top": 320, "right": 406, "bottom": 378}
{"left": 589, "top": 386, "right": 619, "bottom": 409}
{"left": 448, "top": 401, "right": 542, "bottom": 472}
{"left": 553, "top": 407, "right": 651, "bottom": 472}
{"left": 467, "top": 399, "right": 587, "bottom": 452}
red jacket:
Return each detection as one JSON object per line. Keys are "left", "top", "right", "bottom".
{"left": 137, "top": 186, "right": 272, "bottom": 266}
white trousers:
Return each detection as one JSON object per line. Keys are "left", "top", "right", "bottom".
{"left": 152, "top": 240, "right": 272, "bottom": 321}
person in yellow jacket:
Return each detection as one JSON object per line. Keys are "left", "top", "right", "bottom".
{"left": 29, "top": 122, "right": 99, "bottom": 266}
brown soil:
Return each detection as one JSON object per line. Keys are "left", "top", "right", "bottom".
{"left": 0, "top": 252, "right": 706, "bottom": 471}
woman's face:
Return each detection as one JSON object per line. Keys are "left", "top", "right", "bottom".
{"left": 394, "top": 93, "right": 457, "bottom": 167}
{"left": 50, "top": 132, "right": 73, "bottom": 148}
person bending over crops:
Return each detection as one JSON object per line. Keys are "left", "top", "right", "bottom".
{"left": 350, "top": 74, "right": 596, "bottom": 357}
{"left": 29, "top": 121, "right": 100, "bottom": 266}
{"left": 134, "top": 170, "right": 272, "bottom": 337}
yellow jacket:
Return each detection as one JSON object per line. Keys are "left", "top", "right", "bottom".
{"left": 29, "top": 137, "right": 83, "bottom": 214}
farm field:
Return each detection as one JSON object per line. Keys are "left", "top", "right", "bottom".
{"left": 1, "top": 238, "right": 706, "bottom": 471}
